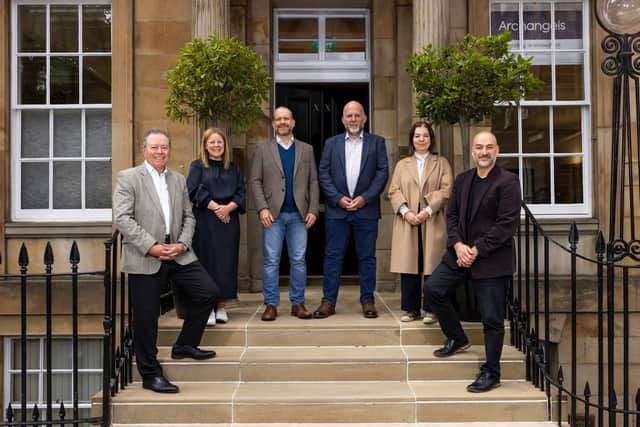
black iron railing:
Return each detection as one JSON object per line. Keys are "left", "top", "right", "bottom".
{"left": 514, "top": 203, "right": 640, "bottom": 427}
{"left": 0, "top": 241, "right": 110, "bottom": 426}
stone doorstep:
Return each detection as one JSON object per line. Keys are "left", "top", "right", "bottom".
{"left": 112, "top": 423, "right": 567, "bottom": 427}
{"left": 131, "top": 345, "right": 527, "bottom": 382}
{"left": 95, "top": 380, "right": 549, "bottom": 423}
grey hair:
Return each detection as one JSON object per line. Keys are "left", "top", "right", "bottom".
{"left": 143, "top": 128, "right": 172, "bottom": 147}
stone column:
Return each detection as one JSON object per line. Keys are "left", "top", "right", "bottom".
{"left": 412, "top": 0, "right": 455, "bottom": 168}
{"left": 193, "top": 0, "right": 230, "bottom": 38}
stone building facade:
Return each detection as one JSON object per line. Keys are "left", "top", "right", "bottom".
{"left": 0, "top": 0, "right": 637, "bottom": 421}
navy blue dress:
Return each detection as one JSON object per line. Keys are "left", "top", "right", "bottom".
{"left": 187, "top": 159, "right": 246, "bottom": 300}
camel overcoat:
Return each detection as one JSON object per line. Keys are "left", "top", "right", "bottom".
{"left": 388, "top": 154, "right": 453, "bottom": 274}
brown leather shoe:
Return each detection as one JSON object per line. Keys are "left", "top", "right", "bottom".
{"left": 261, "top": 304, "right": 277, "bottom": 321}
{"left": 362, "top": 301, "right": 378, "bottom": 318}
{"left": 291, "top": 303, "right": 312, "bottom": 319}
{"left": 313, "top": 300, "right": 336, "bottom": 319}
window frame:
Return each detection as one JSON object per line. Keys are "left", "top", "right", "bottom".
{"left": 490, "top": 0, "right": 592, "bottom": 218}
{"left": 273, "top": 8, "right": 371, "bottom": 83}
{"left": 2, "top": 337, "right": 103, "bottom": 421}
{"left": 10, "top": 0, "right": 112, "bottom": 222}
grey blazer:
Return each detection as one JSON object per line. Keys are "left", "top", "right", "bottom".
{"left": 113, "top": 164, "right": 198, "bottom": 274}
{"left": 249, "top": 139, "right": 320, "bottom": 219}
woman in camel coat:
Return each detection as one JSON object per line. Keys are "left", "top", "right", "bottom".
{"left": 389, "top": 121, "right": 453, "bottom": 323}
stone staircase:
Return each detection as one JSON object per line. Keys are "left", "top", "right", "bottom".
{"left": 93, "top": 288, "right": 561, "bottom": 426}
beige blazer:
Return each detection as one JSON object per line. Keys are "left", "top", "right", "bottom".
{"left": 113, "top": 164, "right": 198, "bottom": 274}
{"left": 388, "top": 154, "right": 453, "bottom": 275}
{"left": 249, "top": 139, "right": 320, "bottom": 219}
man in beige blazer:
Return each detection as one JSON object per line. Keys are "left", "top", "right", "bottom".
{"left": 114, "top": 128, "right": 220, "bottom": 393}
{"left": 249, "top": 107, "right": 319, "bottom": 321}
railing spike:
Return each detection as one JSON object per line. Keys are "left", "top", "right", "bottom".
{"left": 635, "top": 387, "right": 640, "bottom": 406}
{"left": 596, "top": 230, "right": 606, "bottom": 254}
{"left": 584, "top": 381, "right": 591, "bottom": 398}
{"left": 557, "top": 366, "right": 564, "bottom": 383}
{"left": 569, "top": 222, "right": 579, "bottom": 245}
{"left": 6, "top": 403, "right": 13, "bottom": 422}
{"left": 69, "top": 240, "right": 80, "bottom": 264}
{"left": 610, "top": 388, "right": 618, "bottom": 407}
{"left": 18, "top": 243, "right": 29, "bottom": 267}
{"left": 31, "top": 403, "right": 40, "bottom": 421}
{"left": 58, "top": 401, "right": 66, "bottom": 420}
{"left": 44, "top": 241, "right": 54, "bottom": 265}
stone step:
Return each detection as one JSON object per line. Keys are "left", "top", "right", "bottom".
{"left": 113, "top": 424, "right": 565, "bottom": 427}
{"left": 96, "top": 380, "right": 549, "bottom": 424}
{"left": 134, "top": 345, "right": 526, "bottom": 382}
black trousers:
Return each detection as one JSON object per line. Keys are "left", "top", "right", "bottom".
{"left": 424, "top": 262, "right": 507, "bottom": 377}
{"left": 400, "top": 225, "right": 432, "bottom": 312}
{"left": 129, "top": 260, "right": 220, "bottom": 379}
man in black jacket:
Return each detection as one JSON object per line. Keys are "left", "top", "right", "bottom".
{"left": 425, "top": 130, "right": 522, "bottom": 393}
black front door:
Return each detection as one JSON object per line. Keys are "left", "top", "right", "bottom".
{"left": 275, "top": 83, "right": 369, "bottom": 276}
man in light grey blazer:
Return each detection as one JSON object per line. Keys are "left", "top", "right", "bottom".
{"left": 114, "top": 128, "right": 220, "bottom": 393}
{"left": 249, "top": 107, "right": 319, "bottom": 321}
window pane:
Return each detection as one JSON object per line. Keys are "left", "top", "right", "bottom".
{"left": 327, "top": 40, "right": 365, "bottom": 54}
{"left": 497, "top": 156, "right": 519, "bottom": 177}
{"left": 557, "top": 63, "right": 584, "bottom": 100}
{"left": 22, "top": 162, "right": 49, "bottom": 209}
{"left": 78, "top": 338, "right": 103, "bottom": 369}
{"left": 556, "top": 2, "right": 583, "bottom": 49}
{"left": 18, "top": 57, "right": 46, "bottom": 104}
{"left": 11, "top": 339, "right": 41, "bottom": 370}
{"left": 523, "top": 157, "right": 550, "bottom": 203}
{"left": 54, "top": 110, "right": 82, "bottom": 157}
{"left": 279, "top": 18, "right": 318, "bottom": 40}
{"left": 83, "top": 56, "right": 111, "bottom": 104}
{"left": 86, "top": 110, "right": 112, "bottom": 157}
{"left": 490, "top": 2, "right": 520, "bottom": 49}
{"left": 21, "top": 110, "right": 49, "bottom": 158}
{"left": 555, "top": 156, "right": 583, "bottom": 203}
{"left": 51, "top": 5, "right": 78, "bottom": 52}
{"left": 11, "top": 373, "right": 39, "bottom": 403}
{"left": 45, "top": 373, "right": 72, "bottom": 402}
{"left": 492, "top": 107, "right": 518, "bottom": 153}
{"left": 86, "top": 161, "right": 111, "bottom": 209}
{"left": 78, "top": 372, "right": 102, "bottom": 401}
{"left": 528, "top": 63, "right": 552, "bottom": 100}
{"left": 522, "top": 107, "right": 549, "bottom": 153}
{"left": 53, "top": 161, "right": 81, "bottom": 209}
{"left": 279, "top": 41, "right": 318, "bottom": 54}
{"left": 51, "top": 57, "right": 79, "bottom": 104}
{"left": 326, "top": 18, "right": 365, "bottom": 39}
{"left": 523, "top": 2, "right": 551, "bottom": 50}
{"left": 554, "top": 106, "right": 582, "bottom": 153}
{"left": 49, "top": 339, "right": 72, "bottom": 369}
{"left": 83, "top": 5, "right": 112, "bottom": 52}
{"left": 18, "top": 5, "right": 45, "bottom": 52}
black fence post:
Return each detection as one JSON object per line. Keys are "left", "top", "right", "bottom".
{"left": 569, "top": 222, "right": 579, "bottom": 427}
{"left": 596, "top": 231, "right": 605, "bottom": 427}
{"left": 103, "top": 237, "right": 113, "bottom": 427}
{"left": 69, "top": 242, "right": 80, "bottom": 421}
{"left": 623, "top": 266, "right": 630, "bottom": 427}
{"left": 584, "top": 381, "right": 591, "bottom": 427}
{"left": 558, "top": 367, "right": 564, "bottom": 427}
{"left": 19, "top": 243, "right": 29, "bottom": 424}
{"left": 44, "top": 242, "right": 54, "bottom": 424}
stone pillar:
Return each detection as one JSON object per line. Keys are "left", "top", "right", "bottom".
{"left": 412, "top": 0, "right": 455, "bottom": 168}
{"left": 193, "top": 0, "right": 230, "bottom": 38}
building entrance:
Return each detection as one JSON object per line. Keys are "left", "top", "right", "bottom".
{"left": 275, "top": 83, "right": 369, "bottom": 276}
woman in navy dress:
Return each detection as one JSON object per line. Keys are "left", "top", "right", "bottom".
{"left": 187, "top": 127, "right": 246, "bottom": 324}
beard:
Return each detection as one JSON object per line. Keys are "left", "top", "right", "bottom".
{"left": 276, "top": 125, "right": 292, "bottom": 136}
{"left": 474, "top": 156, "right": 495, "bottom": 168}
{"left": 345, "top": 124, "right": 363, "bottom": 135}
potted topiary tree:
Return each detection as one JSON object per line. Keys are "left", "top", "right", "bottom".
{"left": 407, "top": 30, "right": 542, "bottom": 170}
{"left": 165, "top": 33, "right": 271, "bottom": 131}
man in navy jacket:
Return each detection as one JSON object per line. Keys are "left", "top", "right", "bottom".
{"left": 314, "top": 100, "right": 389, "bottom": 319}
{"left": 425, "top": 131, "right": 522, "bottom": 393}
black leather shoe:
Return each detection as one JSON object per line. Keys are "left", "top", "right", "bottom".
{"left": 142, "top": 375, "right": 179, "bottom": 393}
{"left": 467, "top": 371, "right": 501, "bottom": 393}
{"left": 171, "top": 345, "right": 216, "bottom": 360}
{"left": 433, "top": 337, "right": 471, "bottom": 357}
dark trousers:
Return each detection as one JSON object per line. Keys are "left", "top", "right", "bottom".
{"left": 400, "top": 224, "right": 432, "bottom": 312}
{"left": 424, "top": 262, "right": 507, "bottom": 377}
{"left": 129, "top": 260, "right": 220, "bottom": 379}
{"left": 323, "top": 216, "right": 378, "bottom": 305}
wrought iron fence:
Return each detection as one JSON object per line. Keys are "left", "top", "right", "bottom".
{"left": 514, "top": 203, "right": 640, "bottom": 427}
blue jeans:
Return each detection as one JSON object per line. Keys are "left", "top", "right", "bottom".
{"left": 322, "top": 215, "right": 378, "bottom": 305}
{"left": 262, "top": 211, "right": 308, "bottom": 306}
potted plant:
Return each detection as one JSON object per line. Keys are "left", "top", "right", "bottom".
{"left": 407, "top": 30, "right": 542, "bottom": 169}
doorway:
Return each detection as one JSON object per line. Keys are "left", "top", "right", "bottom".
{"left": 275, "top": 83, "right": 369, "bottom": 276}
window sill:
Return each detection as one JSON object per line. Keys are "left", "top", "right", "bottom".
{"left": 4, "top": 222, "right": 113, "bottom": 238}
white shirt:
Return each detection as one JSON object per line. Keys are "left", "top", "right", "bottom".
{"left": 345, "top": 132, "right": 363, "bottom": 197}
{"left": 399, "top": 153, "right": 433, "bottom": 218}
{"left": 144, "top": 160, "right": 171, "bottom": 235}
{"left": 276, "top": 135, "right": 295, "bottom": 150}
